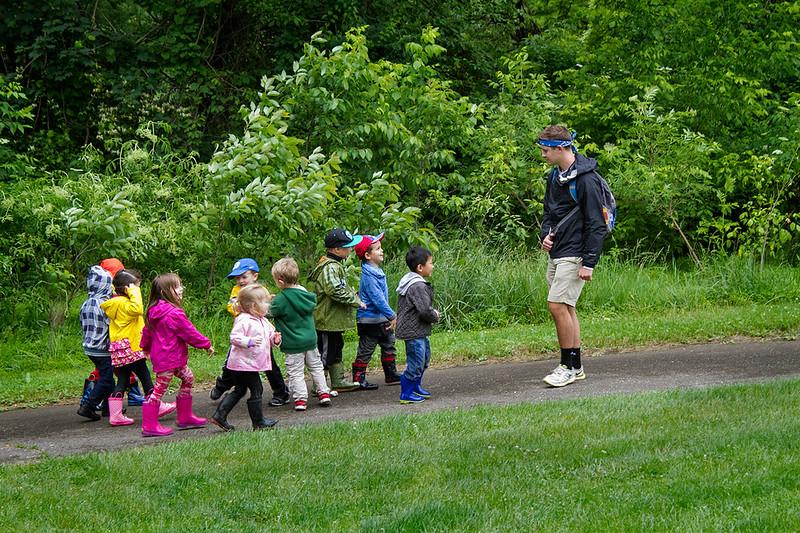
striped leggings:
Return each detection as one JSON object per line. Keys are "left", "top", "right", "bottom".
{"left": 148, "top": 365, "right": 194, "bottom": 403}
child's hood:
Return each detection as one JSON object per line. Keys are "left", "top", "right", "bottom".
{"left": 397, "top": 272, "right": 426, "bottom": 296}
{"left": 146, "top": 299, "right": 178, "bottom": 325}
{"left": 308, "top": 255, "right": 336, "bottom": 282}
{"left": 86, "top": 265, "right": 112, "bottom": 300}
{"left": 282, "top": 287, "right": 317, "bottom": 315}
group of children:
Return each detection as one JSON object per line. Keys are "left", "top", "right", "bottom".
{"left": 77, "top": 228, "right": 440, "bottom": 436}
{"left": 78, "top": 261, "right": 214, "bottom": 436}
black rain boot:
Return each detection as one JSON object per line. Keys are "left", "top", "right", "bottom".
{"left": 353, "top": 363, "right": 378, "bottom": 390}
{"left": 77, "top": 402, "right": 101, "bottom": 421}
{"left": 211, "top": 365, "right": 235, "bottom": 401}
{"left": 210, "top": 393, "right": 239, "bottom": 432}
{"left": 247, "top": 399, "right": 278, "bottom": 430}
{"left": 381, "top": 354, "right": 402, "bottom": 385}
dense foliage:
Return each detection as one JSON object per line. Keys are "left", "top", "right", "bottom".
{"left": 1, "top": 0, "right": 799, "bottom": 331}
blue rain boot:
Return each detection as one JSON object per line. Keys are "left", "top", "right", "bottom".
{"left": 127, "top": 382, "right": 145, "bottom": 406}
{"left": 414, "top": 378, "right": 431, "bottom": 399}
{"left": 399, "top": 375, "right": 425, "bottom": 404}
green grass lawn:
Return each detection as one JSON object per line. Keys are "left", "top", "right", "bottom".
{"left": 2, "top": 379, "right": 800, "bottom": 530}
{"left": 1, "top": 302, "right": 799, "bottom": 409}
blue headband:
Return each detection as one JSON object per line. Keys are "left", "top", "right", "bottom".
{"left": 537, "top": 131, "right": 577, "bottom": 152}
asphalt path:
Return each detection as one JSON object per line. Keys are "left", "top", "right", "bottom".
{"left": 1, "top": 340, "right": 798, "bottom": 464}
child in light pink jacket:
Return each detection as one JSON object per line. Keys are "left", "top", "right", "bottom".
{"left": 140, "top": 273, "right": 214, "bottom": 437}
{"left": 211, "top": 284, "right": 280, "bottom": 431}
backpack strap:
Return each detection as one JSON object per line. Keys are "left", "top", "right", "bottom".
{"left": 550, "top": 205, "right": 580, "bottom": 238}
{"left": 551, "top": 168, "right": 579, "bottom": 204}
{"left": 548, "top": 168, "right": 581, "bottom": 237}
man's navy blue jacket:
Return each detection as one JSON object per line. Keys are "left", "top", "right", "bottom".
{"left": 540, "top": 153, "right": 608, "bottom": 269}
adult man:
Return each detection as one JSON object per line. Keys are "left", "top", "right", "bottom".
{"left": 538, "top": 125, "right": 609, "bottom": 387}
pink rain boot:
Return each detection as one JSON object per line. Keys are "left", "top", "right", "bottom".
{"left": 141, "top": 400, "right": 173, "bottom": 437}
{"left": 108, "top": 396, "right": 134, "bottom": 426}
{"left": 158, "top": 401, "right": 176, "bottom": 418}
{"left": 176, "top": 394, "right": 206, "bottom": 429}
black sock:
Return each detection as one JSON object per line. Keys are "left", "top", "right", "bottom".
{"left": 571, "top": 348, "right": 581, "bottom": 370}
{"left": 560, "top": 348, "right": 571, "bottom": 367}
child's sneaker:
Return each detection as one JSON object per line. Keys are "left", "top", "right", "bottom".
{"left": 543, "top": 364, "right": 576, "bottom": 387}
{"left": 573, "top": 367, "right": 586, "bottom": 381}
{"left": 318, "top": 392, "right": 332, "bottom": 407}
{"left": 268, "top": 395, "right": 290, "bottom": 407}
{"left": 294, "top": 399, "right": 307, "bottom": 411}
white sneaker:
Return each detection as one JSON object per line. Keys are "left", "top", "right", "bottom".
{"left": 573, "top": 367, "right": 586, "bottom": 381}
{"left": 543, "top": 365, "right": 576, "bottom": 387}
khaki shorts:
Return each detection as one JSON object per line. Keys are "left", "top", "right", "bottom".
{"left": 546, "top": 257, "right": 585, "bottom": 307}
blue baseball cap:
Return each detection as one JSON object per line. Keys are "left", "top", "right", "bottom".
{"left": 227, "top": 258, "right": 260, "bottom": 278}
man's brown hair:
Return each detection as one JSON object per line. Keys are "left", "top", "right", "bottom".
{"left": 538, "top": 125, "right": 571, "bottom": 141}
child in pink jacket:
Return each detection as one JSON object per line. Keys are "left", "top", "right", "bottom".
{"left": 211, "top": 284, "right": 280, "bottom": 431}
{"left": 140, "top": 273, "right": 214, "bottom": 437}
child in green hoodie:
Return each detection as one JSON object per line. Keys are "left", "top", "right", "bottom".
{"left": 270, "top": 257, "right": 333, "bottom": 411}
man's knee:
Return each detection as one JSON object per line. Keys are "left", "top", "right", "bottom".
{"left": 548, "top": 301, "right": 572, "bottom": 317}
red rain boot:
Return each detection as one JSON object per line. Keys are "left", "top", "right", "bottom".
{"left": 141, "top": 400, "right": 173, "bottom": 437}
{"left": 176, "top": 394, "right": 206, "bottom": 429}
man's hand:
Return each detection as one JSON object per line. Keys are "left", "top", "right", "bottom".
{"left": 578, "top": 267, "right": 593, "bottom": 281}
{"left": 541, "top": 234, "right": 554, "bottom": 252}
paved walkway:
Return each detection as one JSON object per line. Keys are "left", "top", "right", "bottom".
{"left": 1, "top": 340, "right": 797, "bottom": 464}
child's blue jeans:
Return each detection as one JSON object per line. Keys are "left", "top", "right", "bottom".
{"left": 402, "top": 337, "right": 431, "bottom": 381}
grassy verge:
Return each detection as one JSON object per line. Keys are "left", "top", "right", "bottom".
{"left": 2, "top": 379, "right": 800, "bottom": 530}
{"left": 1, "top": 302, "right": 798, "bottom": 409}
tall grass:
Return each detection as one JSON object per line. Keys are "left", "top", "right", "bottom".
{"left": 382, "top": 240, "right": 800, "bottom": 329}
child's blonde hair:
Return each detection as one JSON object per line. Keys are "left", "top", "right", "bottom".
{"left": 271, "top": 257, "right": 299, "bottom": 285}
{"left": 235, "top": 283, "right": 271, "bottom": 314}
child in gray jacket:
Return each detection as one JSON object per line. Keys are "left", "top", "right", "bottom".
{"left": 395, "top": 246, "right": 440, "bottom": 404}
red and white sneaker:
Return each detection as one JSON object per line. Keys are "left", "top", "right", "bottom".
{"left": 294, "top": 399, "right": 307, "bottom": 411}
{"left": 318, "top": 392, "right": 332, "bottom": 407}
